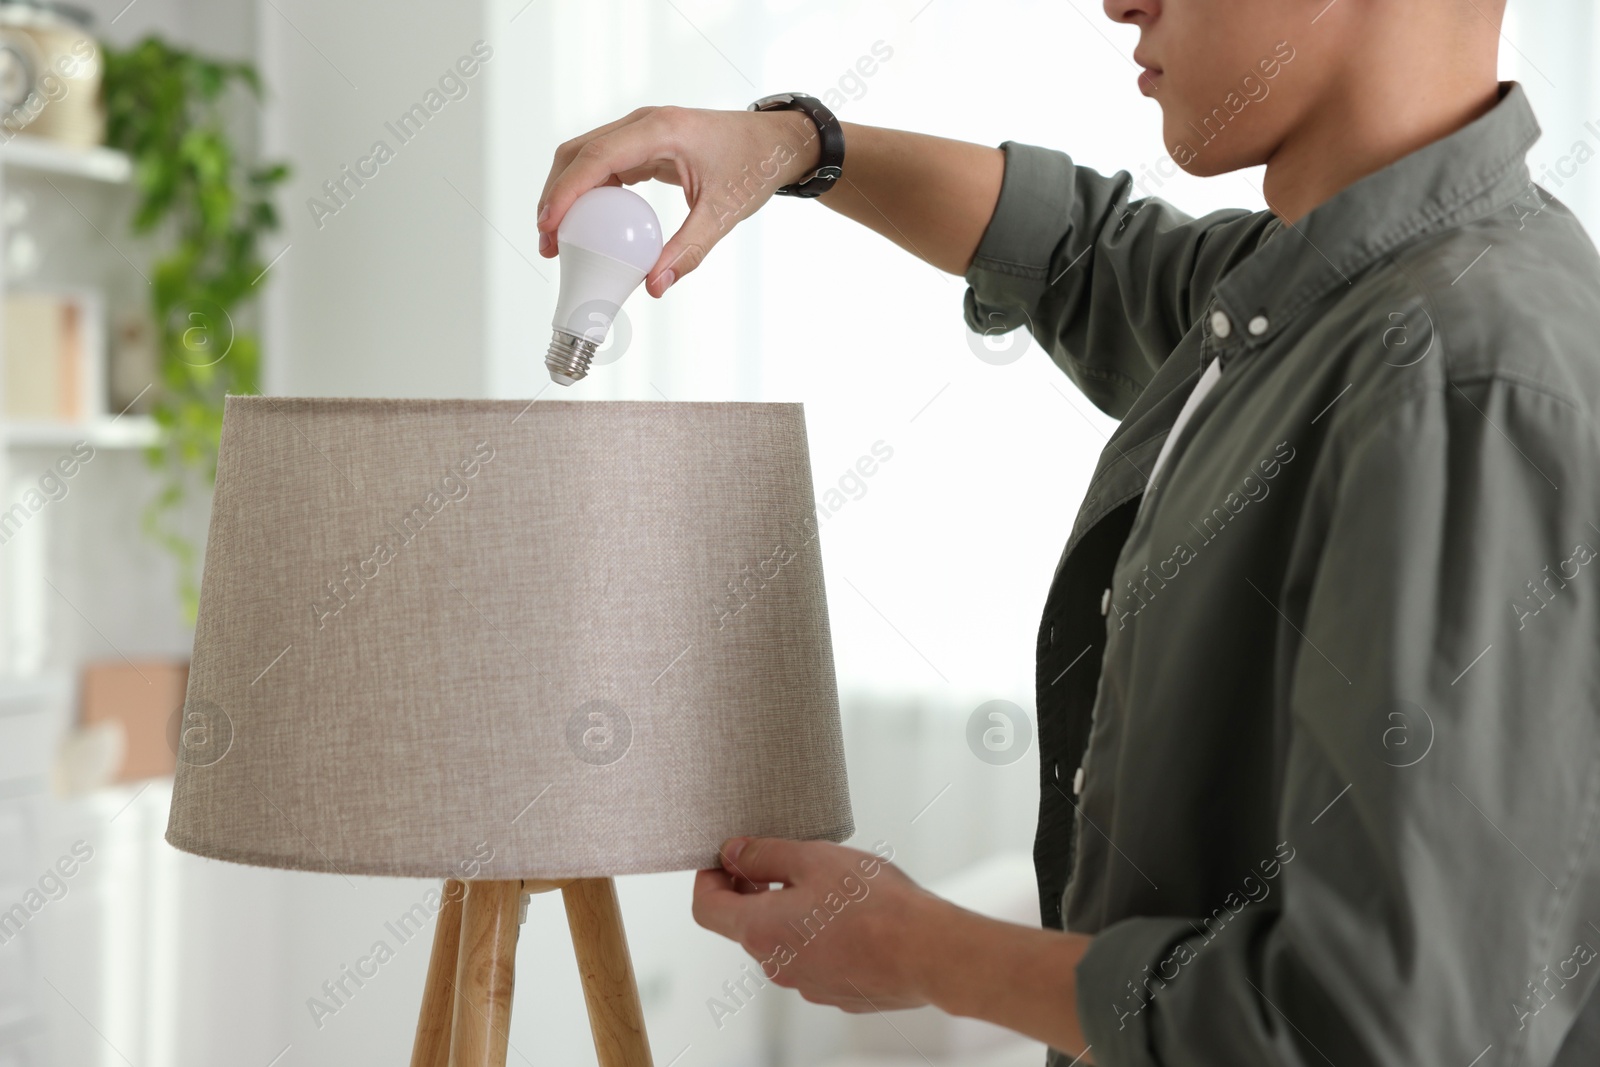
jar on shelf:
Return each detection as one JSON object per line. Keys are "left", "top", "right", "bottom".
{"left": 0, "top": 1, "right": 104, "bottom": 148}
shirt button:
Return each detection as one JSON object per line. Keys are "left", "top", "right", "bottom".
{"left": 1247, "top": 314, "right": 1269, "bottom": 336}
{"left": 1099, "top": 588, "right": 1111, "bottom": 616}
{"left": 1072, "top": 765, "right": 1085, "bottom": 796}
{"left": 1209, "top": 309, "right": 1232, "bottom": 338}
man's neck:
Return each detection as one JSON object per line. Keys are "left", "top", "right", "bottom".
{"left": 1261, "top": 71, "right": 1503, "bottom": 227}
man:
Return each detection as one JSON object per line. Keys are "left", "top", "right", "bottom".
{"left": 535, "top": 0, "right": 1600, "bottom": 1062}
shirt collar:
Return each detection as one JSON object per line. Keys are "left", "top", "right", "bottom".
{"left": 1205, "top": 80, "right": 1542, "bottom": 358}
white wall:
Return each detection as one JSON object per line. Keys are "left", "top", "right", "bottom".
{"left": 1506, "top": 1, "right": 1600, "bottom": 229}
{"left": 260, "top": 0, "right": 488, "bottom": 399}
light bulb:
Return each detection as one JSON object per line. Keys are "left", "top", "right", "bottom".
{"left": 546, "top": 186, "right": 664, "bottom": 386}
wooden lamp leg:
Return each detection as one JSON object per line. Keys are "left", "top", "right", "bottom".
{"left": 409, "top": 876, "right": 651, "bottom": 1067}
{"left": 410, "top": 879, "right": 467, "bottom": 1067}
{"left": 563, "top": 877, "right": 654, "bottom": 1067}
{"left": 449, "top": 880, "right": 525, "bottom": 1067}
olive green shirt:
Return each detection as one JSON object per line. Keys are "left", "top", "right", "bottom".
{"left": 961, "top": 81, "right": 1600, "bottom": 1066}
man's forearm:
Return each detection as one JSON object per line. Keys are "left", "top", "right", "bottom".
{"left": 811, "top": 122, "right": 1006, "bottom": 277}
{"left": 906, "top": 891, "right": 1096, "bottom": 1060}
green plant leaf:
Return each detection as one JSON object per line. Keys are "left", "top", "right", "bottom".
{"left": 101, "top": 34, "right": 289, "bottom": 623}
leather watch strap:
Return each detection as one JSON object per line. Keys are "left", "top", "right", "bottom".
{"left": 747, "top": 92, "right": 844, "bottom": 197}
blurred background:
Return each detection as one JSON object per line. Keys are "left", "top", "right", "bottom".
{"left": 0, "top": 1, "right": 1593, "bottom": 1065}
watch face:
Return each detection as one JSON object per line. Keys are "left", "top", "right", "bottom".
{"left": 751, "top": 92, "right": 803, "bottom": 111}
{"left": 0, "top": 41, "right": 34, "bottom": 109}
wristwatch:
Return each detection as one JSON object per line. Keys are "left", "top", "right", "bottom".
{"left": 747, "top": 92, "right": 844, "bottom": 198}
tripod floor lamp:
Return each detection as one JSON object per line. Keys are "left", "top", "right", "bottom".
{"left": 165, "top": 397, "right": 855, "bottom": 1066}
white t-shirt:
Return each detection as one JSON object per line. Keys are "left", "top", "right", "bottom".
{"left": 1143, "top": 357, "right": 1222, "bottom": 495}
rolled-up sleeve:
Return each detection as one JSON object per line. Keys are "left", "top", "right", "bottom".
{"left": 961, "top": 141, "right": 1262, "bottom": 418}
{"left": 1074, "top": 377, "right": 1600, "bottom": 1065}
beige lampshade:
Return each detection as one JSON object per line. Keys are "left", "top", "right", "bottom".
{"left": 165, "top": 396, "right": 852, "bottom": 879}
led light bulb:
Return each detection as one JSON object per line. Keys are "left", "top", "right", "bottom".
{"left": 546, "top": 186, "right": 664, "bottom": 386}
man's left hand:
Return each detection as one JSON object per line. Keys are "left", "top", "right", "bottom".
{"left": 690, "top": 836, "right": 942, "bottom": 1012}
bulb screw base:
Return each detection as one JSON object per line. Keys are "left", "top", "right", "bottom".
{"left": 546, "top": 330, "right": 600, "bottom": 386}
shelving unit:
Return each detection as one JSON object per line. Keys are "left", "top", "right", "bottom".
{"left": 0, "top": 136, "right": 132, "bottom": 184}
{"left": 0, "top": 133, "right": 139, "bottom": 675}
{"left": 0, "top": 132, "right": 156, "bottom": 1067}
{"left": 0, "top": 134, "right": 153, "bottom": 458}
{"left": 4, "top": 414, "right": 157, "bottom": 449}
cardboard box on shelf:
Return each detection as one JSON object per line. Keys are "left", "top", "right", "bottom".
{"left": 78, "top": 659, "right": 188, "bottom": 783}
{"left": 2, "top": 288, "right": 105, "bottom": 422}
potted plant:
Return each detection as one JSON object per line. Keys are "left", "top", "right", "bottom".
{"left": 101, "top": 36, "right": 290, "bottom": 622}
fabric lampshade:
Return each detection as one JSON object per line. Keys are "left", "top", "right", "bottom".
{"left": 165, "top": 396, "right": 853, "bottom": 880}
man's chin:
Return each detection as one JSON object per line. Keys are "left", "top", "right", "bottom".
{"left": 1159, "top": 122, "right": 1259, "bottom": 178}
{"left": 1173, "top": 153, "right": 1228, "bottom": 178}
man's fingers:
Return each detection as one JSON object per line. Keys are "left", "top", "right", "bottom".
{"left": 645, "top": 198, "right": 725, "bottom": 296}
{"left": 614, "top": 162, "right": 675, "bottom": 187}
{"left": 539, "top": 107, "right": 771, "bottom": 291}
{"left": 719, "top": 836, "right": 817, "bottom": 887}
{"left": 799, "top": 988, "right": 874, "bottom": 1011}
{"left": 537, "top": 105, "right": 657, "bottom": 217}
{"left": 539, "top": 112, "right": 682, "bottom": 239}
{"left": 692, "top": 866, "right": 759, "bottom": 940}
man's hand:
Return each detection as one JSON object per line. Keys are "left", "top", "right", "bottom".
{"left": 690, "top": 836, "right": 942, "bottom": 1012}
{"left": 536, "top": 105, "right": 822, "bottom": 298}
{"left": 691, "top": 835, "right": 1097, "bottom": 1058}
